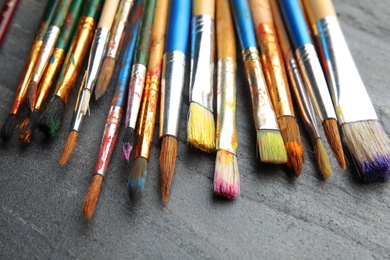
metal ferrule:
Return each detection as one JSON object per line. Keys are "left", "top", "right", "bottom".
{"left": 216, "top": 57, "right": 238, "bottom": 155}
{"left": 295, "top": 44, "right": 337, "bottom": 122}
{"left": 242, "top": 47, "right": 279, "bottom": 131}
{"left": 160, "top": 51, "right": 186, "bottom": 137}
{"left": 94, "top": 106, "right": 123, "bottom": 177}
{"left": 189, "top": 14, "right": 214, "bottom": 112}
{"left": 316, "top": 16, "right": 377, "bottom": 124}
{"left": 124, "top": 63, "right": 147, "bottom": 128}
{"left": 71, "top": 71, "right": 88, "bottom": 131}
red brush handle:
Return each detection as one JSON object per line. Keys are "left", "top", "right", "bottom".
{"left": 0, "top": 0, "right": 19, "bottom": 46}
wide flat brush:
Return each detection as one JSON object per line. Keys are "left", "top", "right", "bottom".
{"left": 0, "top": 0, "right": 20, "bottom": 47}
{"left": 159, "top": 0, "right": 191, "bottom": 202}
{"left": 122, "top": 0, "right": 157, "bottom": 163}
{"left": 278, "top": 0, "right": 346, "bottom": 169}
{"left": 83, "top": 3, "right": 142, "bottom": 219}
{"left": 213, "top": 0, "right": 239, "bottom": 199}
{"left": 128, "top": 0, "right": 169, "bottom": 201}
{"left": 231, "top": 0, "right": 287, "bottom": 164}
{"left": 250, "top": 0, "right": 304, "bottom": 175}
{"left": 95, "top": 0, "right": 135, "bottom": 100}
{"left": 1, "top": 0, "right": 58, "bottom": 139}
{"left": 302, "top": 0, "right": 390, "bottom": 182}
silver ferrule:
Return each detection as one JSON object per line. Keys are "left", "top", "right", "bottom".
{"left": 316, "top": 16, "right": 377, "bottom": 124}
{"left": 217, "top": 57, "right": 238, "bottom": 154}
{"left": 160, "top": 51, "right": 186, "bottom": 137}
{"left": 242, "top": 47, "right": 279, "bottom": 131}
{"left": 31, "top": 25, "right": 61, "bottom": 82}
{"left": 189, "top": 14, "right": 214, "bottom": 112}
{"left": 296, "top": 44, "right": 337, "bottom": 122}
{"left": 71, "top": 71, "right": 88, "bottom": 131}
{"left": 124, "top": 63, "right": 147, "bottom": 128}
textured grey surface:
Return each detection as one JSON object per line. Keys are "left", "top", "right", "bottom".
{"left": 1, "top": 0, "right": 390, "bottom": 259}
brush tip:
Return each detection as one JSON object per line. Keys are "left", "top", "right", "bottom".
{"left": 59, "top": 130, "right": 78, "bottom": 166}
{"left": 95, "top": 57, "right": 115, "bottom": 100}
{"left": 19, "top": 109, "right": 41, "bottom": 144}
{"left": 213, "top": 150, "right": 240, "bottom": 199}
{"left": 1, "top": 114, "right": 16, "bottom": 139}
{"left": 187, "top": 102, "right": 216, "bottom": 153}
{"left": 83, "top": 174, "right": 104, "bottom": 220}
{"left": 38, "top": 96, "right": 64, "bottom": 138}
{"left": 323, "top": 118, "right": 346, "bottom": 170}
{"left": 160, "top": 136, "right": 178, "bottom": 203}
{"left": 315, "top": 138, "right": 332, "bottom": 179}
{"left": 122, "top": 127, "right": 134, "bottom": 163}
{"left": 128, "top": 157, "right": 148, "bottom": 201}
{"left": 257, "top": 129, "right": 288, "bottom": 164}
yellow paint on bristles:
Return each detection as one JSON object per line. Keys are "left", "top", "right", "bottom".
{"left": 257, "top": 129, "right": 287, "bottom": 164}
{"left": 315, "top": 138, "right": 332, "bottom": 179}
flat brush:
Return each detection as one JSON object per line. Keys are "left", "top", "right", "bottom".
{"left": 231, "top": 0, "right": 287, "bottom": 164}
{"left": 1, "top": 0, "right": 58, "bottom": 139}
{"left": 128, "top": 0, "right": 169, "bottom": 201}
{"left": 213, "top": 0, "right": 240, "bottom": 199}
{"left": 60, "top": 0, "right": 121, "bottom": 165}
{"left": 38, "top": 0, "right": 104, "bottom": 138}
{"left": 250, "top": 0, "right": 304, "bottom": 175}
{"left": 122, "top": 0, "right": 157, "bottom": 163}
{"left": 95, "top": 0, "right": 135, "bottom": 100}
{"left": 159, "top": 0, "right": 191, "bottom": 203}
{"left": 278, "top": 0, "right": 346, "bottom": 169}
{"left": 270, "top": 0, "right": 331, "bottom": 178}
{"left": 0, "top": 0, "right": 20, "bottom": 46}
{"left": 83, "top": 3, "right": 142, "bottom": 219}
{"left": 302, "top": 0, "right": 390, "bottom": 182}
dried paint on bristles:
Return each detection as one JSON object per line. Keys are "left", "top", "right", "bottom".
{"left": 323, "top": 118, "right": 346, "bottom": 170}
{"left": 19, "top": 109, "right": 41, "bottom": 144}
{"left": 27, "top": 81, "right": 38, "bottom": 111}
{"left": 342, "top": 120, "right": 390, "bottom": 183}
{"left": 95, "top": 57, "right": 115, "bottom": 100}
{"left": 128, "top": 157, "right": 148, "bottom": 201}
{"left": 160, "top": 136, "right": 178, "bottom": 203}
{"left": 59, "top": 130, "right": 78, "bottom": 166}
{"left": 38, "top": 96, "right": 65, "bottom": 138}
{"left": 122, "top": 127, "right": 134, "bottom": 163}
{"left": 187, "top": 102, "right": 216, "bottom": 153}
{"left": 278, "top": 116, "right": 304, "bottom": 176}
{"left": 1, "top": 114, "right": 16, "bottom": 139}
{"left": 315, "top": 138, "right": 332, "bottom": 179}
{"left": 257, "top": 129, "right": 288, "bottom": 164}
{"left": 213, "top": 150, "right": 240, "bottom": 199}
{"left": 83, "top": 174, "right": 104, "bottom": 220}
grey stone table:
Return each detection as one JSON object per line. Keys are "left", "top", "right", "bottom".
{"left": 1, "top": 0, "right": 389, "bottom": 258}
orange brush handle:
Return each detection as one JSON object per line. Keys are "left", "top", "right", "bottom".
{"left": 216, "top": 0, "right": 235, "bottom": 60}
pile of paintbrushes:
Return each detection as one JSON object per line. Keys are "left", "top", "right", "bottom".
{"left": 1, "top": 0, "right": 389, "bottom": 219}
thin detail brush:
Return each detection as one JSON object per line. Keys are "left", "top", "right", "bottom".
{"left": 0, "top": 0, "right": 20, "bottom": 46}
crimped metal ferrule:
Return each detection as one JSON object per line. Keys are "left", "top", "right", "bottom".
{"left": 242, "top": 47, "right": 279, "bottom": 131}
{"left": 216, "top": 57, "right": 237, "bottom": 154}
{"left": 316, "top": 16, "right": 377, "bottom": 124}
{"left": 189, "top": 14, "right": 214, "bottom": 112}
{"left": 94, "top": 105, "right": 123, "bottom": 177}
{"left": 160, "top": 51, "right": 186, "bottom": 137}
{"left": 295, "top": 44, "right": 336, "bottom": 122}
{"left": 71, "top": 71, "right": 88, "bottom": 131}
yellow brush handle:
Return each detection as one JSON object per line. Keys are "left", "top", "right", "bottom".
{"left": 302, "top": 0, "right": 336, "bottom": 24}
{"left": 193, "top": 0, "right": 215, "bottom": 18}
{"left": 216, "top": 0, "right": 235, "bottom": 59}
{"left": 98, "top": 0, "right": 121, "bottom": 28}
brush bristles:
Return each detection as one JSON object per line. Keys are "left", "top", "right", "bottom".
{"left": 27, "top": 81, "right": 38, "bottom": 111}
{"left": 83, "top": 174, "right": 104, "bottom": 220}
{"left": 213, "top": 150, "right": 240, "bottom": 199}
{"left": 314, "top": 138, "right": 332, "bottom": 179}
{"left": 19, "top": 109, "right": 41, "bottom": 144}
{"left": 95, "top": 57, "right": 115, "bottom": 100}
{"left": 160, "top": 136, "right": 178, "bottom": 203}
{"left": 342, "top": 120, "right": 390, "bottom": 182}
{"left": 257, "top": 129, "right": 288, "bottom": 164}
{"left": 187, "top": 102, "right": 216, "bottom": 153}
{"left": 128, "top": 157, "right": 148, "bottom": 201}
{"left": 59, "top": 130, "right": 78, "bottom": 166}
{"left": 38, "top": 96, "right": 65, "bottom": 138}
{"left": 122, "top": 127, "right": 134, "bottom": 163}
{"left": 1, "top": 114, "right": 16, "bottom": 139}
{"left": 323, "top": 118, "right": 346, "bottom": 170}
{"left": 278, "top": 116, "right": 304, "bottom": 176}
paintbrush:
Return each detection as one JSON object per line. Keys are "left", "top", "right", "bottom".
{"left": 230, "top": 0, "right": 287, "bottom": 164}
{"left": 270, "top": 0, "right": 331, "bottom": 178}
{"left": 128, "top": 0, "right": 169, "bottom": 201}
{"left": 95, "top": 0, "right": 135, "bottom": 100}
{"left": 187, "top": 0, "right": 216, "bottom": 153}
{"left": 60, "top": 0, "right": 121, "bottom": 165}
{"left": 213, "top": 0, "right": 239, "bottom": 199}
{"left": 83, "top": 3, "right": 143, "bottom": 219}
{"left": 38, "top": 0, "right": 104, "bottom": 138}
{"left": 1, "top": 0, "right": 58, "bottom": 139}
{"left": 302, "top": 0, "right": 390, "bottom": 182}
{"left": 0, "top": 0, "right": 20, "bottom": 46}
{"left": 122, "top": 0, "right": 156, "bottom": 163}
{"left": 19, "top": 0, "right": 84, "bottom": 144}
{"left": 278, "top": 0, "right": 346, "bottom": 169}
{"left": 249, "top": 0, "right": 304, "bottom": 175}
{"left": 159, "top": 0, "right": 191, "bottom": 202}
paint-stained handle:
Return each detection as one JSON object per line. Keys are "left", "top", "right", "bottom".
{"left": 216, "top": 0, "right": 235, "bottom": 59}
{"left": 98, "top": 0, "right": 120, "bottom": 28}
{"left": 193, "top": 0, "right": 214, "bottom": 17}
{"left": 83, "top": 0, "right": 104, "bottom": 21}
{"left": 165, "top": 0, "right": 191, "bottom": 53}
{"left": 230, "top": 0, "right": 257, "bottom": 49}
{"left": 36, "top": 0, "right": 59, "bottom": 40}
{"left": 50, "top": 0, "right": 72, "bottom": 28}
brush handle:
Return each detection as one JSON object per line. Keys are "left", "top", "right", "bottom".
{"left": 230, "top": 0, "right": 257, "bottom": 49}
{"left": 165, "top": 0, "right": 191, "bottom": 53}
{"left": 83, "top": 0, "right": 104, "bottom": 21}
{"left": 0, "top": 0, "right": 19, "bottom": 46}
{"left": 97, "top": 0, "right": 120, "bottom": 28}
{"left": 216, "top": 0, "right": 235, "bottom": 60}
{"left": 36, "top": 0, "right": 59, "bottom": 41}
{"left": 50, "top": 0, "right": 72, "bottom": 28}
{"left": 302, "top": 0, "right": 336, "bottom": 23}
{"left": 193, "top": 0, "right": 215, "bottom": 17}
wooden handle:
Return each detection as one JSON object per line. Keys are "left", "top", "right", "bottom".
{"left": 248, "top": 0, "right": 273, "bottom": 24}
{"left": 98, "top": 0, "right": 120, "bottom": 28}
{"left": 302, "top": 0, "right": 336, "bottom": 22}
{"left": 193, "top": 0, "right": 215, "bottom": 18}
{"left": 216, "top": 0, "right": 235, "bottom": 59}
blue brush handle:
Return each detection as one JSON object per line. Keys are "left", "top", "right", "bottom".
{"left": 278, "top": 0, "right": 312, "bottom": 49}
{"left": 165, "top": 0, "right": 191, "bottom": 53}
{"left": 230, "top": 0, "right": 257, "bottom": 49}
